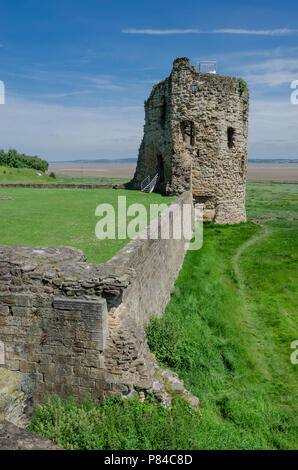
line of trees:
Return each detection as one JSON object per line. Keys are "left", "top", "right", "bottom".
{"left": 0, "top": 149, "right": 48, "bottom": 172}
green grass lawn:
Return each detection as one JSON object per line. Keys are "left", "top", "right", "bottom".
{"left": 16, "top": 183, "right": 298, "bottom": 449}
{"left": 246, "top": 182, "right": 298, "bottom": 220}
{"left": 146, "top": 222, "right": 297, "bottom": 449}
{"left": 0, "top": 187, "right": 173, "bottom": 263}
{"left": 0, "top": 166, "right": 129, "bottom": 185}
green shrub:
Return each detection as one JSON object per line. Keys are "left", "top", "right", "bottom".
{"left": 0, "top": 148, "right": 48, "bottom": 172}
{"left": 238, "top": 78, "right": 247, "bottom": 94}
{"left": 29, "top": 395, "right": 202, "bottom": 450}
{"left": 146, "top": 316, "right": 194, "bottom": 370}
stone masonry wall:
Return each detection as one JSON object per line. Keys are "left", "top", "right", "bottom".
{"left": 131, "top": 77, "right": 177, "bottom": 194}
{"left": 130, "top": 57, "right": 249, "bottom": 224}
{"left": 0, "top": 192, "right": 197, "bottom": 405}
{"left": 0, "top": 184, "right": 126, "bottom": 190}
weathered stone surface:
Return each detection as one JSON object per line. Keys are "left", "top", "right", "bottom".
{"left": 130, "top": 57, "right": 249, "bottom": 224}
{"left": 156, "top": 368, "right": 200, "bottom": 409}
{"left": 0, "top": 192, "right": 198, "bottom": 407}
{"left": 53, "top": 296, "right": 108, "bottom": 350}
{"left": 0, "top": 369, "right": 34, "bottom": 428}
{"left": 0, "top": 421, "right": 63, "bottom": 450}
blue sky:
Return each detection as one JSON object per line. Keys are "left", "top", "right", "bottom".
{"left": 0, "top": 0, "right": 297, "bottom": 161}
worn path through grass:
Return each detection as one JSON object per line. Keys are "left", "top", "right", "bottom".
{"left": 232, "top": 223, "right": 271, "bottom": 291}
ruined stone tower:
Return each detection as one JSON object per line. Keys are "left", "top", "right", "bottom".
{"left": 130, "top": 57, "right": 249, "bottom": 224}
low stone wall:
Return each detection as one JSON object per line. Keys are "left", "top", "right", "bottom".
{"left": 0, "top": 191, "right": 198, "bottom": 406}
{"left": 0, "top": 183, "right": 126, "bottom": 189}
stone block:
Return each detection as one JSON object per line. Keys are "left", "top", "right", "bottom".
{"left": 0, "top": 368, "right": 34, "bottom": 428}
{"left": 0, "top": 421, "right": 63, "bottom": 450}
{"left": 53, "top": 296, "right": 108, "bottom": 350}
{"left": 14, "top": 294, "right": 34, "bottom": 308}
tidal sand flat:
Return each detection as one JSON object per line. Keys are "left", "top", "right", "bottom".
{"left": 49, "top": 162, "right": 298, "bottom": 182}
{"left": 247, "top": 163, "right": 298, "bottom": 181}
{"left": 49, "top": 162, "right": 136, "bottom": 179}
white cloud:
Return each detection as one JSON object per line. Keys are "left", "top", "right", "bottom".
{"left": 239, "top": 58, "right": 298, "bottom": 87}
{"left": 1, "top": 93, "right": 296, "bottom": 162}
{"left": 213, "top": 28, "right": 298, "bottom": 36}
{"left": 194, "top": 46, "right": 298, "bottom": 67}
{"left": 85, "top": 76, "right": 124, "bottom": 90}
{"left": 122, "top": 28, "right": 298, "bottom": 36}
{"left": 122, "top": 28, "right": 203, "bottom": 34}
{"left": 248, "top": 98, "right": 298, "bottom": 157}
{"left": 0, "top": 95, "right": 143, "bottom": 161}
{"left": 39, "top": 90, "right": 93, "bottom": 99}
{"left": 244, "top": 58, "right": 298, "bottom": 72}
{"left": 5, "top": 70, "right": 125, "bottom": 92}
{"left": 1, "top": 73, "right": 297, "bottom": 163}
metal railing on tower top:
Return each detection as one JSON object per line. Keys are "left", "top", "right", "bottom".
{"left": 196, "top": 61, "right": 217, "bottom": 74}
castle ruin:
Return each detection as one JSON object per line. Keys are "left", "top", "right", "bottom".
{"left": 130, "top": 57, "right": 249, "bottom": 224}
{"left": 0, "top": 58, "right": 249, "bottom": 425}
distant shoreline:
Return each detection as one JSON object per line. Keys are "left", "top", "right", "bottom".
{"left": 50, "top": 158, "right": 138, "bottom": 164}
{"left": 49, "top": 161, "right": 298, "bottom": 182}
{"left": 49, "top": 158, "right": 298, "bottom": 164}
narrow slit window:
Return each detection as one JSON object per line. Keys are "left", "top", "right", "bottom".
{"left": 160, "top": 99, "right": 166, "bottom": 127}
{"left": 227, "top": 127, "right": 235, "bottom": 149}
{"left": 180, "top": 121, "right": 194, "bottom": 146}
{"left": 157, "top": 155, "right": 165, "bottom": 182}
{"left": 192, "top": 85, "right": 196, "bottom": 95}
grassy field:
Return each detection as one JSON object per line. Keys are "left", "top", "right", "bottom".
{"left": 0, "top": 166, "right": 129, "bottom": 185}
{"left": 0, "top": 187, "right": 173, "bottom": 263}
{"left": 14, "top": 183, "right": 298, "bottom": 449}
{"left": 246, "top": 182, "right": 298, "bottom": 219}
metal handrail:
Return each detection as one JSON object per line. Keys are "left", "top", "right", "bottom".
{"left": 196, "top": 61, "right": 217, "bottom": 74}
{"left": 141, "top": 173, "right": 159, "bottom": 193}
